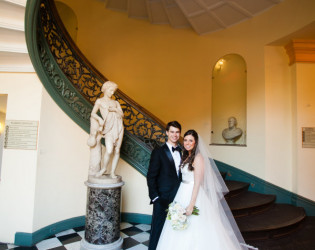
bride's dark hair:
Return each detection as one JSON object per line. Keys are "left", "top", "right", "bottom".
{"left": 180, "top": 129, "right": 199, "bottom": 171}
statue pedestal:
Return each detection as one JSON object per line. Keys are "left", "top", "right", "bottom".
{"left": 81, "top": 176, "right": 124, "bottom": 250}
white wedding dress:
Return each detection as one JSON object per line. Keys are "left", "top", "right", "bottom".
{"left": 156, "top": 163, "right": 246, "bottom": 250}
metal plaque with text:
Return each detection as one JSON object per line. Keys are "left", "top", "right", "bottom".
{"left": 302, "top": 127, "right": 315, "bottom": 148}
{"left": 4, "top": 120, "right": 39, "bottom": 150}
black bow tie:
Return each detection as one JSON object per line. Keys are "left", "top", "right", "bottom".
{"left": 172, "top": 146, "right": 181, "bottom": 153}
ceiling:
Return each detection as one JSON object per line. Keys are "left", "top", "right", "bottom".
{"left": 105, "top": 0, "right": 284, "bottom": 35}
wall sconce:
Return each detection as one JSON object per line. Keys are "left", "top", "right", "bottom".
{"left": 215, "top": 59, "right": 225, "bottom": 71}
{"left": 0, "top": 122, "right": 3, "bottom": 134}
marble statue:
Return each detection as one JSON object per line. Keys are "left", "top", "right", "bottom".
{"left": 222, "top": 117, "right": 243, "bottom": 144}
{"left": 87, "top": 81, "right": 124, "bottom": 179}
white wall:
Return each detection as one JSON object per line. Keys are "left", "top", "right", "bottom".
{"left": 0, "top": 72, "right": 42, "bottom": 243}
{"left": 294, "top": 63, "right": 315, "bottom": 200}
{"left": 33, "top": 89, "right": 89, "bottom": 230}
{"left": 265, "top": 46, "right": 293, "bottom": 191}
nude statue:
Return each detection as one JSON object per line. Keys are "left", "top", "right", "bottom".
{"left": 222, "top": 117, "right": 243, "bottom": 144}
{"left": 87, "top": 81, "right": 124, "bottom": 179}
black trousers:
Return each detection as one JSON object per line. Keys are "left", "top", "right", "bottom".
{"left": 148, "top": 200, "right": 169, "bottom": 250}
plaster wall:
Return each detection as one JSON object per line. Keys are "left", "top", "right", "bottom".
{"left": 0, "top": 73, "right": 42, "bottom": 243}
{"left": 294, "top": 63, "right": 315, "bottom": 200}
{"left": 264, "top": 46, "right": 293, "bottom": 191}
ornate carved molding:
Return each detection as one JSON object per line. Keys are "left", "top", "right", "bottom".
{"left": 285, "top": 39, "right": 315, "bottom": 65}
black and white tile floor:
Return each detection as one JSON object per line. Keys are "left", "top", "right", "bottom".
{"left": 0, "top": 222, "right": 150, "bottom": 250}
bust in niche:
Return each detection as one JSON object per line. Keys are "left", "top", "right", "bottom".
{"left": 222, "top": 117, "right": 243, "bottom": 144}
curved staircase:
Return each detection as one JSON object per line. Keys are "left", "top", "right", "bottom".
{"left": 24, "top": 1, "right": 315, "bottom": 249}
{"left": 223, "top": 174, "right": 315, "bottom": 249}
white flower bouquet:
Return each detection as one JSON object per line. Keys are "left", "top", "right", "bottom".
{"left": 166, "top": 202, "right": 199, "bottom": 230}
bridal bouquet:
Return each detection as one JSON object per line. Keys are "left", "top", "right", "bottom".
{"left": 166, "top": 202, "right": 199, "bottom": 230}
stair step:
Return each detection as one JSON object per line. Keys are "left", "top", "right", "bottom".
{"left": 0, "top": 27, "right": 27, "bottom": 53}
{"left": 227, "top": 191, "right": 276, "bottom": 217}
{"left": 247, "top": 216, "right": 315, "bottom": 249}
{"left": 236, "top": 204, "right": 306, "bottom": 240}
{"left": 225, "top": 180, "right": 249, "bottom": 198}
{"left": 0, "top": 0, "right": 25, "bottom": 31}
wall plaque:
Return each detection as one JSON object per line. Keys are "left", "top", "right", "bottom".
{"left": 302, "top": 127, "right": 315, "bottom": 148}
{"left": 4, "top": 120, "right": 38, "bottom": 150}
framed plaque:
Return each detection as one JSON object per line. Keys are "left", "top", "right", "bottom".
{"left": 4, "top": 120, "right": 39, "bottom": 150}
{"left": 302, "top": 127, "right": 315, "bottom": 148}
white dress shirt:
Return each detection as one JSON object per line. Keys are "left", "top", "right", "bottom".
{"left": 166, "top": 142, "right": 181, "bottom": 176}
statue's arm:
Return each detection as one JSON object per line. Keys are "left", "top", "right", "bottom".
{"left": 91, "top": 100, "right": 104, "bottom": 124}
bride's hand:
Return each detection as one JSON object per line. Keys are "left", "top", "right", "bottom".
{"left": 185, "top": 205, "right": 194, "bottom": 216}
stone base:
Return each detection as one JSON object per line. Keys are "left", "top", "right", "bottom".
{"left": 80, "top": 237, "right": 123, "bottom": 250}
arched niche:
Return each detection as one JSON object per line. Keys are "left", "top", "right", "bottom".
{"left": 211, "top": 54, "right": 247, "bottom": 146}
{"left": 55, "top": 1, "right": 78, "bottom": 42}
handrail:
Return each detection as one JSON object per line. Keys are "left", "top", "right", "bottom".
{"left": 37, "top": 0, "right": 168, "bottom": 150}
{"left": 25, "top": 0, "right": 171, "bottom": 175}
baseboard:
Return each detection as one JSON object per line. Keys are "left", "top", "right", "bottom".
{"left": 14, "top": 216, "right": 85, "bottom": 247}
{"left": 215, "top": 159, "right": 315, "bottom": 216}
{"left": 14, "top": 213, "right": 152, "bottom": 247}
{"left": 121, "top": 212, "right": 152, "bottom": 224}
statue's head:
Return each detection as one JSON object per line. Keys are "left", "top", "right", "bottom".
{"left": 101, "top": 81, "right": 118, "bottom": 94}
{"left": 228, "top": 117, "right": 237, "bottom": 128}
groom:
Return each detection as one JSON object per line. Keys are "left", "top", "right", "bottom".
{"left": 146, "top": 121, "right": 182, "bottom": 250}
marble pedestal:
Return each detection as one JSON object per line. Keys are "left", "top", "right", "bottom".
{"left": 81, "top": 175, "right": 124, "bottom": 250}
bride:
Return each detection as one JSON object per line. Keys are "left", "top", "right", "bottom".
{"left": 156, "top": 130, "right": 256, "bottom": 250}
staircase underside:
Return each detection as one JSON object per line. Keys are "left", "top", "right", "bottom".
{"left": 106, "top": 0, "right": 284, "bottom": 35}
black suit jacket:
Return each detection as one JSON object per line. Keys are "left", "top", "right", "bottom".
{"left": 147, "top": 144, "right": 181, "bottom": 204}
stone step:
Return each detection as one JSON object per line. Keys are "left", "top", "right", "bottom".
{"left": 247, "top": 216, "right": 315, "bottom": 249}
{"left": 0, "top": 27, "right": 27, "bottom": 53}
{"left": 0, "top": 0, "right": 25, "bottom": 31}
{"left": 225, "top": 180, "right": 250, "bottom": 198}
{"left": 227, "top": 191, "right": 276, "bottom": 217}
{"left": 0, "top": 51, "right": 33, "bottom": 72}
{"left": 236, "top": 204, "right": 306, "bottom": 241}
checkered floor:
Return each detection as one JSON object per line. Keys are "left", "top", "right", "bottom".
{"left": 0, "top": 222, "right": 150, "bottom": 250}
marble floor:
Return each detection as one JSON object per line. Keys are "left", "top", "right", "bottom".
{"left": 0, "top": 222, "right": 150, "bottom": 250}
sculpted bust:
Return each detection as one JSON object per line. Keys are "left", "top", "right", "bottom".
{"left": 222, "top": 117, "right": 243, "bottom": 144}
{"left": 87, "top": 81, "right": 124, "bottom": 179}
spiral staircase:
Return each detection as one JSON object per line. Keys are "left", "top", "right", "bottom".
{"left": 1, "top": 0, "right": 313, "bottom": 248}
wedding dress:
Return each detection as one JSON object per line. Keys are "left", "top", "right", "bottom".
{"left": 157, "top": 136, "right": 256, "bottom": 250}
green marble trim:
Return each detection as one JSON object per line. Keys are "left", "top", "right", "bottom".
{"left": 215, "top": 160, "right": 315, "bottom": 216}
{"left": 14, "top": 216, "right": 85, "bottom": 247}
{"left": 121, "top": 212, "right": 152, "bottom": 225}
